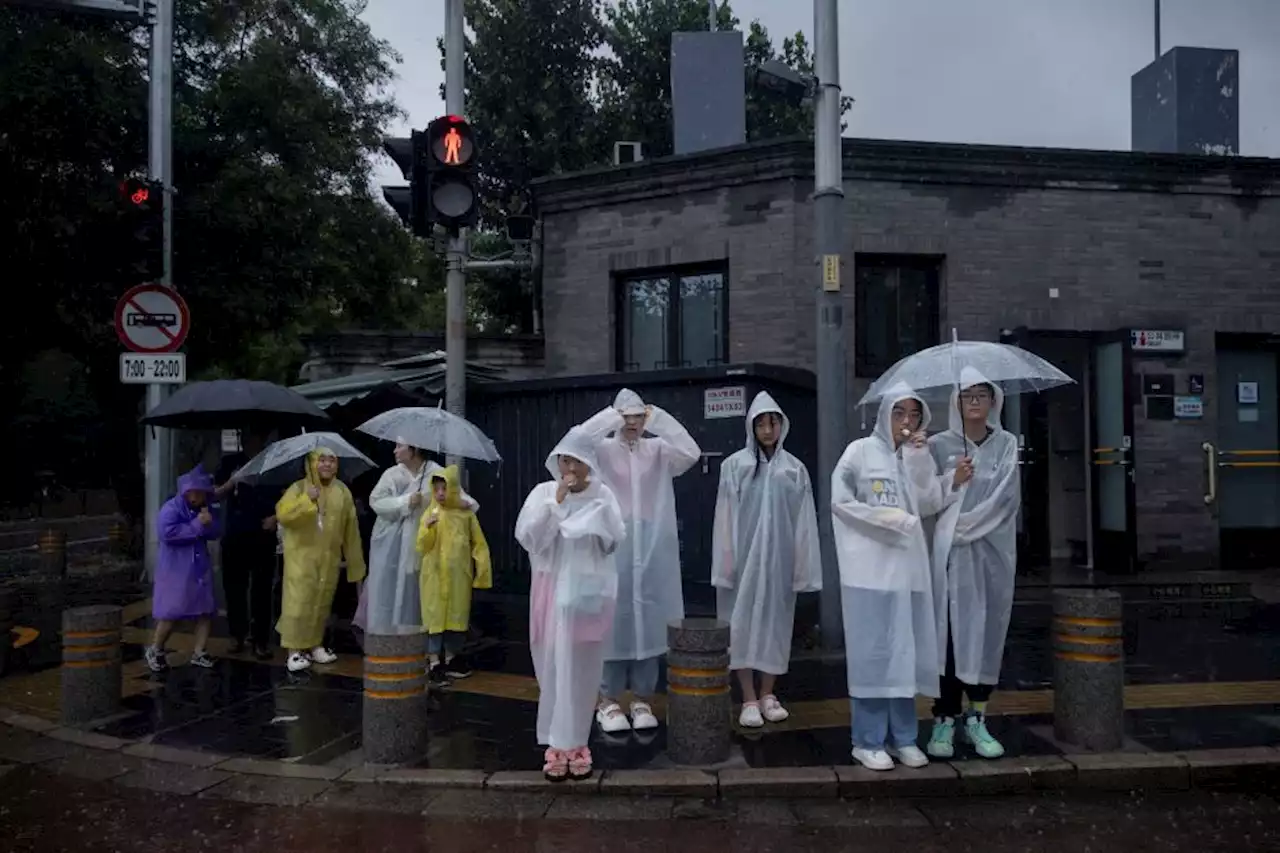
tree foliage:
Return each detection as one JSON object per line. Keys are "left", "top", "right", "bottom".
{"left": 452, "top": 0, "right": 853, "bottom": 332}
{"left": 0, "top": 1, "right": 425, "bottom": 512}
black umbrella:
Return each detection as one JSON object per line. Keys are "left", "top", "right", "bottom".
{"left": 139, "top": 379, "right": 332, "bottom": 431}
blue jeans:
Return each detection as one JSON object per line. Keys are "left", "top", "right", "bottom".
{"left": 600, "top": 656, "right": 661, "bottom": 700}
{"left": 426, "top": 631, "right": 466, "bottom": 656}
{"left": 850, "top": 697, "right": 919, "bottom": 751}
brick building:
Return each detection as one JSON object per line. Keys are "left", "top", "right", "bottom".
{"left": 531, "top": 135, "right": 1280, "bottom": 574}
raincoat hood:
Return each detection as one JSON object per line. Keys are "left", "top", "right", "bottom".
{"left": 428, "top": 464, "right": 467, "bottom": 510}
{"left": 545, "top": 426, "right": 600, "bottom": 479}
{"left": 307, "top": 447, "right": 338, "bottom": 483}
{"left": 613, "top": 388, "right": 646, "bottom": 416}
{"left": 949, "top": 366, "right": 1005, "bottom": 434}
{"left": 176, "top": 465, "right": 214, "bottom": 498}
{"left": 874, "top": 383, "right": 933, "bottom": 448}
{"left": 745, "top": 391, "right": 789, "bottom": 454}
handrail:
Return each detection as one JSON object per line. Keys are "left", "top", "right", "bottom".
{"left": 1218, "top": 449, "right": 1280, "bottom": 456}
{"left": 1202, "top": 442, "right": 1217, "bottom": 505}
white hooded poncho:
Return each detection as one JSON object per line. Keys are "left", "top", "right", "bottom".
{"left": 832, "top": 384, "right": 948, "bottom": 699}
{"left": 363, "top": 460, "right": 477, "bottom": 634}
{"left": 711, "top": 392, "right": 822, "bottom": 674}
{"left": 515, "top": 426, "right": 627, "bottom": 750}
{"left": 929, "top": 366, "right": 1021, "bottom": 686}
{"left": 579, "top": 389, "right": 701, "bottom": 661}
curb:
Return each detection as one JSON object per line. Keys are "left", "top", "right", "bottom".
{"left": 3, "top": 709, "right": 1279, "bottom": 801}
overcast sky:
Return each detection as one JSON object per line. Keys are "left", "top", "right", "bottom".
{"left": 361, "top": 0, "right": 1280, "bottom": 188}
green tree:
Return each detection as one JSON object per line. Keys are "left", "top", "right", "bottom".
{"left": 0, "top": 1, "right": 423, "bottom": 517}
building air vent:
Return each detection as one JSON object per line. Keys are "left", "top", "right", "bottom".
{"left": 613, "top": 141, "right": 644, "bottom": 166}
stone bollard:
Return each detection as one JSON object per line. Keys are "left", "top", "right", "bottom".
{"left": 38, "top": 530, "right": 68, "bottom": 578}
{"left": 107, "top": 520, "right": 129, "bottom": 558}
{"left": 0, "top": 585, "right": 15, "bottom": 676}
{"left": 362, "top": 629, "right": 430, "bottom": 765}
{"left": 1052, "top": 588, "right": 1125, "bottom": 751}
{"left": 61, "top": 605, "right": 123, "bottom": 726}
{"left": 666, "top": 617, "right": 732, "bottom": 766}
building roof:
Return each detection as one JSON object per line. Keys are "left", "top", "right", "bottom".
{"left": 532, "top": 135, "right": 1280, "bottom": 213}
{"left": 291, "top": 351, "right": 505, "bottom": 408}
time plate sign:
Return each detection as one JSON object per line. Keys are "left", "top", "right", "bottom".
{"left": 120, "top": 352, "right": 186, "bottom": 385}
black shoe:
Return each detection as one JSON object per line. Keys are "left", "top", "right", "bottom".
{"left": 253, "top": 644, "right": 273, "bottom": 661}
{"left": 444, "top": 656, "right": 473, "bottom": 679}
{"left": 229, "top": 638, "right": 247, "bottom": 655}
{"left": 428, "top": 663, "right": 450, "bottom": 687}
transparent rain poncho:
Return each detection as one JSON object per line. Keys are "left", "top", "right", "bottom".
{"left": 515, "top": 426, "right": 627, "bottom": 750}
{"left": 361, "top": 460, "right": 478, "bottom": 634}
{"left": 831, "top": 385, "right": 948, "bottom": 699}
{"left": 711, "top": 391, "right": 822, "bottom": 674}
{"left": 579, "top": 389, "right": 701, "bottom": 661}
{"left": 929, "top": 366, "right": 1021, "bottom": 685}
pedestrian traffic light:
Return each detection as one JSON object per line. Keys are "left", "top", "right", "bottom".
{"left": 381, "top": 131, "right": 429, "bottom": 237}
{"left": 425, "top": 114, "right": 479, "bottom": 234}
{"left": 119, "top": 176, "right": 164, "bottom": 282}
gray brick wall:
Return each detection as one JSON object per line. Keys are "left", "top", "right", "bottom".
{"left": 534, "top": 138, "right": 1280, "bottom": 568}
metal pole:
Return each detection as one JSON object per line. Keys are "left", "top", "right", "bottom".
{"left": 143, "top": 0, "right": 174, "bottom": 578}
{"left": 444, "top": 0, "right": 467, "bottom": 463}
{"left": 708, "top": 0, "right": 715, "bottom": 31}
{"left": 814, "top": 0, "right": 847, "bottom": 651}
{"left": 1153, "top": 0, "right": 1161, "bottom": 60}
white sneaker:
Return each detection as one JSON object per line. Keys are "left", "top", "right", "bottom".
{"left": 310, "top": 646, "right": 338, "bottom": 664}
{"left": 738, "top": 702, "right": 765, "bottom": 728}
{"left": 596, "top": 703, "right": 631, "bottom": 734}
{"left": 851, "top": 747, "right": 895, "bottom": 771}
{"left": 760, "top": 694, "right": 790, "bottom": 723}
{"left": 630, "top": 701, "right": 659, "bottom": 730}
{"left": 287, "top": 652, "right": 312, "bottom": 673}
{"left": 889, "top": 745, "right": 930, "bottom": 768}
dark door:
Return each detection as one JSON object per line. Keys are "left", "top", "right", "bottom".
{"left": 1001, "top": 328, "right": 1050, "bottom": 570}
{"left": 1089, "top": 330, "right": 1138, "bottom": 572}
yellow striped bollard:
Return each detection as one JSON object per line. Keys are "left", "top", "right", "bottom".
{"left": 362, "top": 628, "right": 430, "bottom": 765}
{"left": 60, "top": 605, "right": 123, "bottom": 725}
{"left": 1052, "top": 588, "right": 1125, "bottom": 751}
{"left": 666, "top": 617, "right": 732, "bottom": 765}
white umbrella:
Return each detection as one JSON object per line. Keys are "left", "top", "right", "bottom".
{"left": 231, "top": 432, "right": 376, "bottom": 486}
{"left": 356, "top": 405, "right": 501, "bottom": 463}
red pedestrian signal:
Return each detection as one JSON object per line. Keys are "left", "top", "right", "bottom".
{"left": 424, "top": 115, "right": 479, "bottom": 233}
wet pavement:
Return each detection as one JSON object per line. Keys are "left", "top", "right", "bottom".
{"left": 2, "top": 762, "right": 1280, "bottom": 852}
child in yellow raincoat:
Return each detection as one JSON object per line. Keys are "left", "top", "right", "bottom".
{"left": 416, "top": 464, "right": 491, "bottom": 683}
{"left": 276, "top": 448, "right": 366, "bottom": 673}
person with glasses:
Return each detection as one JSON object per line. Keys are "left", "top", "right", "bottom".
{"left": 832, "top": 384, "right": 973, "bottom": 770}
{"left": 926, "top": 367, "right": 1021, "bottom": 760}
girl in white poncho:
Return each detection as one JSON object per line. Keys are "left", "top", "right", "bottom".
{"left": 832, "top": 384, "right": 972, "bottom": 772}
{"left": 711, "top": 391, "right": 822, "bottom": 728}
{"left": 515, "top": 426, "right": 626, "bottom": 782}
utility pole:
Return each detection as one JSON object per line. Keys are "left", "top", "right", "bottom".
{"left": 444, "top": 0, "right": 467, "bottom": 452}
{"left": 144, "top": 0, "right": 174, "bottom": 577}
{"left": 1153, "top": 0, "right": 1161, "bottom": 60}
{"left": 707, "top": 0, "right": 715, "bottom": 30}
{"left": 813, "top": 0, "right": 847, "bottom": 651}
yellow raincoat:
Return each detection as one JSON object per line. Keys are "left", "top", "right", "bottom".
{"left": 416, "top": 465, "right": 492, "bottom": 634}
{"left": 275, "top": 449, "right": 367, "bottom": 650}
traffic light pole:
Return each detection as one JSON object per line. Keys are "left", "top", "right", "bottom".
{"left": 143, "top": 0, "right": 174, "bottom": 578}
{"left": 443, "top": 0, "right": 467, "bottom": 457}
{"left": 814, "top": 0, "right": 847, "bottom": 651}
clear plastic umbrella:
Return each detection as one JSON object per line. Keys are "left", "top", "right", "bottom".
{"left": 355, "top": 405, "right": 501, "bottom": 463}
{"left": 858, "top": 330, "right": 1076, "bottom": 408}
{"left": 231, "top": 431, "right": 376, "bottom": 486}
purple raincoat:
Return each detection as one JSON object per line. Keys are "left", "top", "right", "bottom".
{"left": 153, "top": 466, "right": 221, "bottom": 621}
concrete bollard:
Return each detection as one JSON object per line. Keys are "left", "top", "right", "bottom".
{"left": 61, "top": 605, "right": 123, "bottom": 726}
{"left": 362, "top": 629, "right": 430, "bottom": 765}
{"left": 38, "top": 530, "right": 68, "bottom": 578}
{"left": 1052, "top": 588, "right": 1125, "bottom": 751}
{"left": 666, "top": 617, "right": 732, "bottom": 766}
{"left": 0, "top": 585, "right": 15, "bottom": 676}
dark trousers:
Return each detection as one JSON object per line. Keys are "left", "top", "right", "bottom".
{"left": 222, "top": 531, "right": 277, "bottom": 647}
{"left": 932, "top": 619, "right": 995, "bottom": 719}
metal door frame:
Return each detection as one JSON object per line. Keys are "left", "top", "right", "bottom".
{"left": 1089, "top": 329, "right": 1139, "bottom": 573}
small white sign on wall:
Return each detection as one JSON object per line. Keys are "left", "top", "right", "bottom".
{"left": 1237, "top": 382, "right": 1259, "bottom": 404}
{"left": 1174, "top": 396, "right": 1203, "bottom": 419}
{"left": 704, "top": 386, "right": 746, "bottom": 419}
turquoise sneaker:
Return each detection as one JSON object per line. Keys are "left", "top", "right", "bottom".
{"left": 926, "top": 717, "right": 956, "bottom": 759}
{"left": 963, "top": 713, "right": 1006, "bottom": 759}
